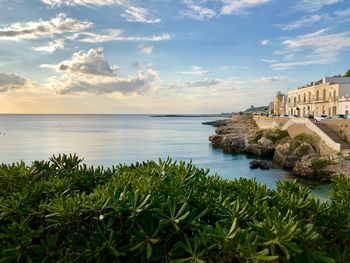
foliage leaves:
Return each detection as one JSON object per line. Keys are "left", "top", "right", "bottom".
{"left": 0, "top": 154, "right": 350, "bottom": 262}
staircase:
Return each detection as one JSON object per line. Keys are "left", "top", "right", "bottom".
{"left": 282, "top": 118, "right": 350, "bottom": 153}
{"left": 315, "top": 122, "right": 350, "bottom": 152}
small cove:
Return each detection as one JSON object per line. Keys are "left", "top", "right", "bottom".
{"left": 0, "top": 114, "right": 331, "bottom": 199}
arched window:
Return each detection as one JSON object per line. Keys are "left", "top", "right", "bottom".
{"left": 323, "top": 89, "right": 326, "bottom": 100}
{"left": 316, "top": 90, "right": 319, "bottom": 100}
{"left": 303, "top": 93, "right": 306, "bottom": 102}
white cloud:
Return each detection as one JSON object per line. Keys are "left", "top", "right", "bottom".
{"left": 122, "top": 6, "right": 161, "bottom": 24}
{"left": 297, "top": 0, "right": 343, "bottom": 12}
{"left": 0, "top": 13, "right": 92, "bottom": 41}
{"left": 277, "top": 15, "right": 325, "bottom": 30}
{"left": 139, "top": 44, "right": 153, "bottom": 54}
{"left": 335, "top": 8, "right": 350, "bottom": 17}
{"left": 271, "top": 28, "right": 350, "bottom": 70}
{"left": 221, "top": 0, "right": 271, "bottom": 15}
{"left": 181, "top": 65, "right": 211, "bottom": 76}
{"left": 46, "top": 48, "right": 160, "bottom": 95}
{"left": 180, "top": 0, "right": 216, "bottom": 20}
{"left": 32, "top": 39, "right": 65, "bottom": 53}
{"left": 221, "top": 65, "right": 236, "bottom": 70}
{"left": 74, "top": 29, "right": 171, "bottom": 43}
{"left": 261, "top": 58, "right": 276, "bottom": 63}
{"left": 259, "top": 76, "right": 287, "bottom": 82}
{"left": 42, "top": 0, "right": 126, "bottom": 7}
{"left": 180, "top": 79, "right": 220, "bottom": 88}
{"left": 0, "top": 73, "right": 29, "bottom": 93}
{"left": 44, "top": 48, "right": 119, "bottom": 76}
{"left": 261, "top": 39, "right": 270, "bottom": 45}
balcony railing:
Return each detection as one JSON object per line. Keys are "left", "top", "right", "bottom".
{"left": 287, "top": 96, "right": 339, "bottom": 106}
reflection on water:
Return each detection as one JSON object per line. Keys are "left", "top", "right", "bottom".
{"left": 0, "top": 114, "right": 331, "bottom": 200}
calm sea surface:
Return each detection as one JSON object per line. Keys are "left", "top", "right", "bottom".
{"left": 0, "top": 114, "right": 330, "bottom": 199}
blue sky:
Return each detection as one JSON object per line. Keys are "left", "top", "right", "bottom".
{"left": 0, "top": 0, "right": 350, "bottom": 113}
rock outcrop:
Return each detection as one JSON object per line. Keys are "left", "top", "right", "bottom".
{"left": 207, "top": 117, "right": 277, "bottom": 157}
{"left": 273, "top": 140, "right": 299, "bottom": 169}
{"left": 206, "top": 116, "right": 350, "bottom": 181}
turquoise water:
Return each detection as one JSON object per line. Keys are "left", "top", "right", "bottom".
{"left": 0, "top": 114, "right": 330, "bottom": 199}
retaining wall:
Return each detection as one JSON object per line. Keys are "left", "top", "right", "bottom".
{"left": 324, "top": 119, "right": 350, "bottom": 143}
{"left": 253, "top": 116, "right": 289, "bottom": 129}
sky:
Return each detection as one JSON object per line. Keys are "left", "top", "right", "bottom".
{"left": 0, "top": 0, "right": 350, "bottom": 114}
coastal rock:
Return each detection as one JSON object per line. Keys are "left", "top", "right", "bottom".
{"left": 292, "top": 156, "right": 339, "bottom": 181}
{"left": 208, "top": 135, "right": 223, "bottom": 147}
{"left": 301, "top": 154, "right": 321, "bottom": 162}
{"left": 244, "top": 144, "right": 275, "bottom": 157}
{"left": 258, "top": 137, "right": 274, "bottom": 147}
{"left": 202, "top": 119, "right": 232, "bottom": 127}
{"left": 273, "top": 141, "right": 299, "bottom": 169}
{"left": 259, "top": 160, "right": 270, "bottom": 170}
{"left": 209, "top": 134, "right": 245, "bottom": 152}
{"left": 223, "top": 136, "right": 245, "bottom": 152}
{"left": 293, "top": 162, "right": 316, "bottom": 178}
{"left": 249, "top": 160, "right": 259, "bottom": 169}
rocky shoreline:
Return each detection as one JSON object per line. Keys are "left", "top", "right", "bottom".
{"left": 204, "top": 117, "right": 350, "bottom": 182}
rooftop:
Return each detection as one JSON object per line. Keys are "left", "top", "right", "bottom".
{"left": 297, "top": 76, "right": 350, "bottom": 90}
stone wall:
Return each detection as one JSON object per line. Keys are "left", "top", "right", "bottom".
{"left": 232, "top": 115, "right": 253, "bottom": 121}
{"left": 253, "top": 116, "right": 289, "bottom": 129}
{"left": 324, "top": 119, "right": 350, "bottom": 143}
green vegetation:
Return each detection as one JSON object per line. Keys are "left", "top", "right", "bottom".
{"left": 1, "top": 154, "right": 350, "bottom": 262}
{"left": 344, "top": 69, "right": 350, "bottom": 77}
{"left": 292, "top": 133, "right": 319, "bottom": 150}
{"left": 294, "top": 144, "right": 313, "bottom": 158}
{"left": 310, "top": 158, "right": 331, "bottom": 170}
{"left": 251, "top": 129, "right": 289, "bottom": 144}
{"left": 264, "top": 129, "right": 289, "bottom": 143}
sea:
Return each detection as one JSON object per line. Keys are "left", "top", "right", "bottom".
{"left": 0, "top": 114, "right": 331, "bottom": 199}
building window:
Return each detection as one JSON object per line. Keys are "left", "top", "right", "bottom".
{"left": 316, "top": 90, "right": 319, "bottom": 100}
{"left": 303, "top": 93, "right": 306, "bottom": 102}
{"left": 323, "top": 89, "right": 326, "bottom": 100}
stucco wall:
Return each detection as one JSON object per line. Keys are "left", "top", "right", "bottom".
{"left": 324, "top": 119, "right": 350, "bottom": 142}
{"left": 253, "top": 116, "right": 289, "bottom": 129}
{"left": 286, "top": 124, "right": 314, "bottom": 138}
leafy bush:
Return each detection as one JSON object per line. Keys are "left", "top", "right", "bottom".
{"left": 251, "top": 129, "right": 289, "bottom": 144}
{"left": 1, "top": 154, "right": 350, "bottom": 262}
{"left": 310, "top": 158, "right": 331, "bottom": 170}
{"left": 264, "top": 129, "right": 289, "bottom": 143}
{"left": 292, "top": 133, "right": 320, "bottom": 150}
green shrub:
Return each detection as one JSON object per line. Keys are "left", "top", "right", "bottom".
{"left": 310, "top": 158, "right": 331, "bottom": 170}
{"left": 294, "top": 144, "right": 313, "bottom": 158}
{"left": 264, "top": 129, "right": 290, "bottom": 143}
{"left": 293, "top": 133, "right": 320, "bottom": 150}
{"left": 251, "top": 130, "right": 264, "bottom": 144}
{"left": 0, "top": 154, "right": 349, "bottom": 262}
{"left": 251, "top": 129, "right": 289, "bottom": 144}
